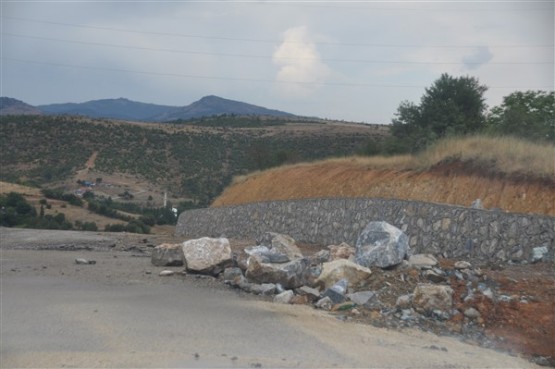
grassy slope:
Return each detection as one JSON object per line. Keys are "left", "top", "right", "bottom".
{"left": 213, "top": 136, "right": 555, "bottom": 216}
{"left": 0, "top": 115, "right": 386, "bottom": 205}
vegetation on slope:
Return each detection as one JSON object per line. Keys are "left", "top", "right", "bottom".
{"left": 213, "top": 135, "right": 555, "bottom": 215}
{"left": 0, "top": 115, "right": 383, "bottom": 206}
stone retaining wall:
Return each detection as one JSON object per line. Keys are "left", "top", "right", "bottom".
{"left": 176, "top": 198, "right": 554, "bottom": 262}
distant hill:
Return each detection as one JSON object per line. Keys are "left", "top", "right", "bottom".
{"left": 156, "top": 95, "right": 295, "bottom": 121}
{"left": 38, "top": 98, "right": 179, "bottom": 121}
{"left": 0, "top": 115, "right": 386, "bottom": 206}
{"left": 36, "top": 95, "right": 296, "bottom": 122}
{"left": 0, "top": 97, "right": 43, "bottom": 116}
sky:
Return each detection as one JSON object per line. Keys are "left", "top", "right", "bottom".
{"left": 1, "top": 1, "right": 553, "bottom": 123}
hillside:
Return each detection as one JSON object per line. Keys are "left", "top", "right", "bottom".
{"left": 0, "top": 115, "right": 387, "bottom": 206}
{"left": 38, "top": 98, "right": 178, "bottom": 121}
{"left": 35, "top": 95, "right": 297, "bottom": 122}
{"left": 156, "top": 95, "right": 294, "bottom": 122}
{"left": 213, "top": 136, "right": 555, "bottom": 216}
{"left": 0, "top": 97, "right": 43, "bottom": 116}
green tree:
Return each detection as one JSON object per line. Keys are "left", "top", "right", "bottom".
{"left": 391, "top": 73, "right": 488, "bottom": 152}
{"left": 486, "top": 90, "right": 555, "bottom": 142}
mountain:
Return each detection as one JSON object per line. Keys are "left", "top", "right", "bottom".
{"left": 36, "top": 95, "right": 296, "bottom": 122}
{"left": 38, "top": 98, "right": 179, "bottom": 121}
{"left": 0, "top": 97, "right": 43, "bottom": 116}
{"left": 154, "top": 95, "right": 295, "bottom": 121}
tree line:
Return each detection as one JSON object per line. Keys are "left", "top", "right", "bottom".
{"left": 364, "top": 73, "right": 554, "bottom": 155}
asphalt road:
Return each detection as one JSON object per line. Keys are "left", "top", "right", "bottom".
{"left": 0, "top": 229, "right": 541, "bottom": 368}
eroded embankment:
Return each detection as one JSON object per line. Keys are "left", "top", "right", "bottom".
{"left": 213, "top": 160, "right": 555, "bottom": 216}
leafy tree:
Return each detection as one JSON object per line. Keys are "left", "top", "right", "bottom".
{"left": 391, "top": 73, "right": 488, "bottom": 152}
{"left": 486, "top": 90, "right": 555, "bottom": 142}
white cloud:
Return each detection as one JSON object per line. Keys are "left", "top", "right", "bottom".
{"left": 272, "top": 26, "right": 330, "bottom": 98}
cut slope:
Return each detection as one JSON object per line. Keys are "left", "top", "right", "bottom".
{"left": 213, "top": 136, "right": 555, "bottom": 216}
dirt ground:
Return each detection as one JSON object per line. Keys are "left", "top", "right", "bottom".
{"left": 213, "top": 161, "right": 555, "bottom": 216}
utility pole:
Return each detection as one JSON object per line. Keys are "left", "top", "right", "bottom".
{"left": 163, "top": 191, "right": 167, "bottom": 208}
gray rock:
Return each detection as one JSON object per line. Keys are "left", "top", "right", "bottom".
{"left": 296, "top": 286, "right": 321, "bottom": 302}
{"left": 322, "top": 280, "right": 348, "bottom": 304}
{"left": 309, "top": 250, "right": 330, "bottom": 265}
{"left": 423, "top": 269, "right": 446, "bottom": 283}
{"left": 464, "top": 307, "right": 481, "bottom": 319}
{"left": 151, "top": 243, "right": 185, "bottom": 267}
{"left": 347, "top": 291, "right": 377, "bottom": 306}
{"left": 75, "top": 258, "right": 95, "bottom": 265}
{"left": 355, "top": 221, "right": 409, "bottom": 269}
{"left": 250, "top": 283, "right": 277, "bottom": 296}
{"left": 330, "top": 279, "right": 349, "bottom": 295}
{"left": 273, "top": 290, "right": 294, "bottom": 304}
{"left": 407, "top": 254, "right": 438, "bottom": 269}
{"left": 304, "top": 265, "right": 323, "bottom": 287}
{"left": 471, "top": 199, "right": 484, "bottom": 209}
{"left": 232, "top": 275, "right": 254, "bottom": 292}
{"left": 159, "top": 270, "right": 175, "bottom": 276}
{"left": 400, "top": 309, "right": 414, "bottom": 321}
{"left": 315, "top": 259, "right": 372, "bottom": 290}
{"left": 315, "top": 296, "right": 333, "bottom": 310}
{"left": 244, "top": 245, "right": 290, "bottom": 263}
{"left": 532, "top": 246, "right": 548, "bottom": 263}
{"left": 257, "top": 232, "right": 303, "bottom": 260}
{"left": 223, "top": 267, "right": 244, "bottom": 281}
{"left": 412, "top": 284, "right": 453, "bottom": 316}
{"left": 182, "top": 237, "right": 232, "bottom": 273}
{"left": 246, "top": 256, "right": 310, "bottom": 289}
{"left": 275, "top": 283, "right": 285, "bottom": 294}
{"left": 454, "top": 261, "right": 472, "bottom": 270}
{"left": 396, "top": 294, "right": 413, "bottom": 309}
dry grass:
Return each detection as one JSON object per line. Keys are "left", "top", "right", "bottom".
{"left": 233, "top": 136, "right": 555, "bottom": 186}
{"left": 214, "top": 135, "right": 555, "bottom": 215}
{"left": 416, "top": 136, "right": 555, "bottom": 179}
{"left": 0, "top": 181, "right": 42, "bottom": 196}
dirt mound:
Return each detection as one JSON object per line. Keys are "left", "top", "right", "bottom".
{"left": 213, "top": 160, "right": 555, "bottom": 216}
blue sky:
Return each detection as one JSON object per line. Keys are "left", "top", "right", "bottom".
{"left": 2, "top": 1, "right": 553, "bottom": 123}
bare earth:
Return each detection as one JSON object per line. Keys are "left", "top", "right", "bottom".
{"left": 0, "top": 228, "right": 544, "bottom": 368}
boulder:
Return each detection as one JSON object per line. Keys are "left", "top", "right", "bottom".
{"left": 250, "top": 283, "right": 277, "bottom": 296}
{"left": 151, "top": 243, "right": 185, "bottom": 267}
{"left": 309, "top": 250, "right": 330, "bottom": 265}
{"left": 257, "top": 232, "right": 303, "bottom": 260}
{"left": 182, "top": 237, "right": 232, "bottom": 274}
{"left": 328, "top": 242, "right": 356, "bottom": 261}
{"left": 322, "top": 279, "right": 348, "bottom": 304}
{"left": 75, "top": 258, "right": 96, "bottom": 265}
{"left": 273, "top": 290, "right": 294, "bottom": 304}
{"left": 532, "top": 246, "right": 548, "bottom": 263}
{"left": 423, "top": 269, "right": 446, "bottom": 283}
{"left": 396, "top": 294, "right": 412, "bottom": 309}
{"left": 347, "top": 291, "right": 378, "bottom": 307}
{"left": 407, "top": 254, "right": 438, "bottom": 269}
{"left": 315, "top": 296, "right": 333, "bottom": 310}
{"left": 223, "top": 267, "right": 243, "bottom": 282}
{"left": 454, "top": 261, "right": 472, "bottom": 270}
{"left": 246, "top": 256, "right": 309, "bottom": 289}
{"left": 296, "top": 286, "right": 321, "bottom": 302}
{"left": 159, "top": 270, "right": 175, "bottom": 277}
{"left": 355, "top": 221, "right": 409, "bottom": 269}
{"left": 412, "top": 284, "right": 453, "bottom": 315}
{"left": 471, "top": 199, "right": 484, "bottom": 209}
{"left": 315, "top": 259, "right": 372, "bottom": 290}
{"left": 244, "top": 245, "right": 290, "bottom": 263}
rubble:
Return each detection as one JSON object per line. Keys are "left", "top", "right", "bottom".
{"left": 146, "top": 231, "right": 552, "bottom": 366}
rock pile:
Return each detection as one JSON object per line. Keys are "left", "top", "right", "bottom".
{"left": 151, "top": 221, "right": 550, "bottom": 365}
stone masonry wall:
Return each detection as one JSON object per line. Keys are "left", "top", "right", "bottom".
{"left": 176, "top": 198, "right": 554, "bottom": 263}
